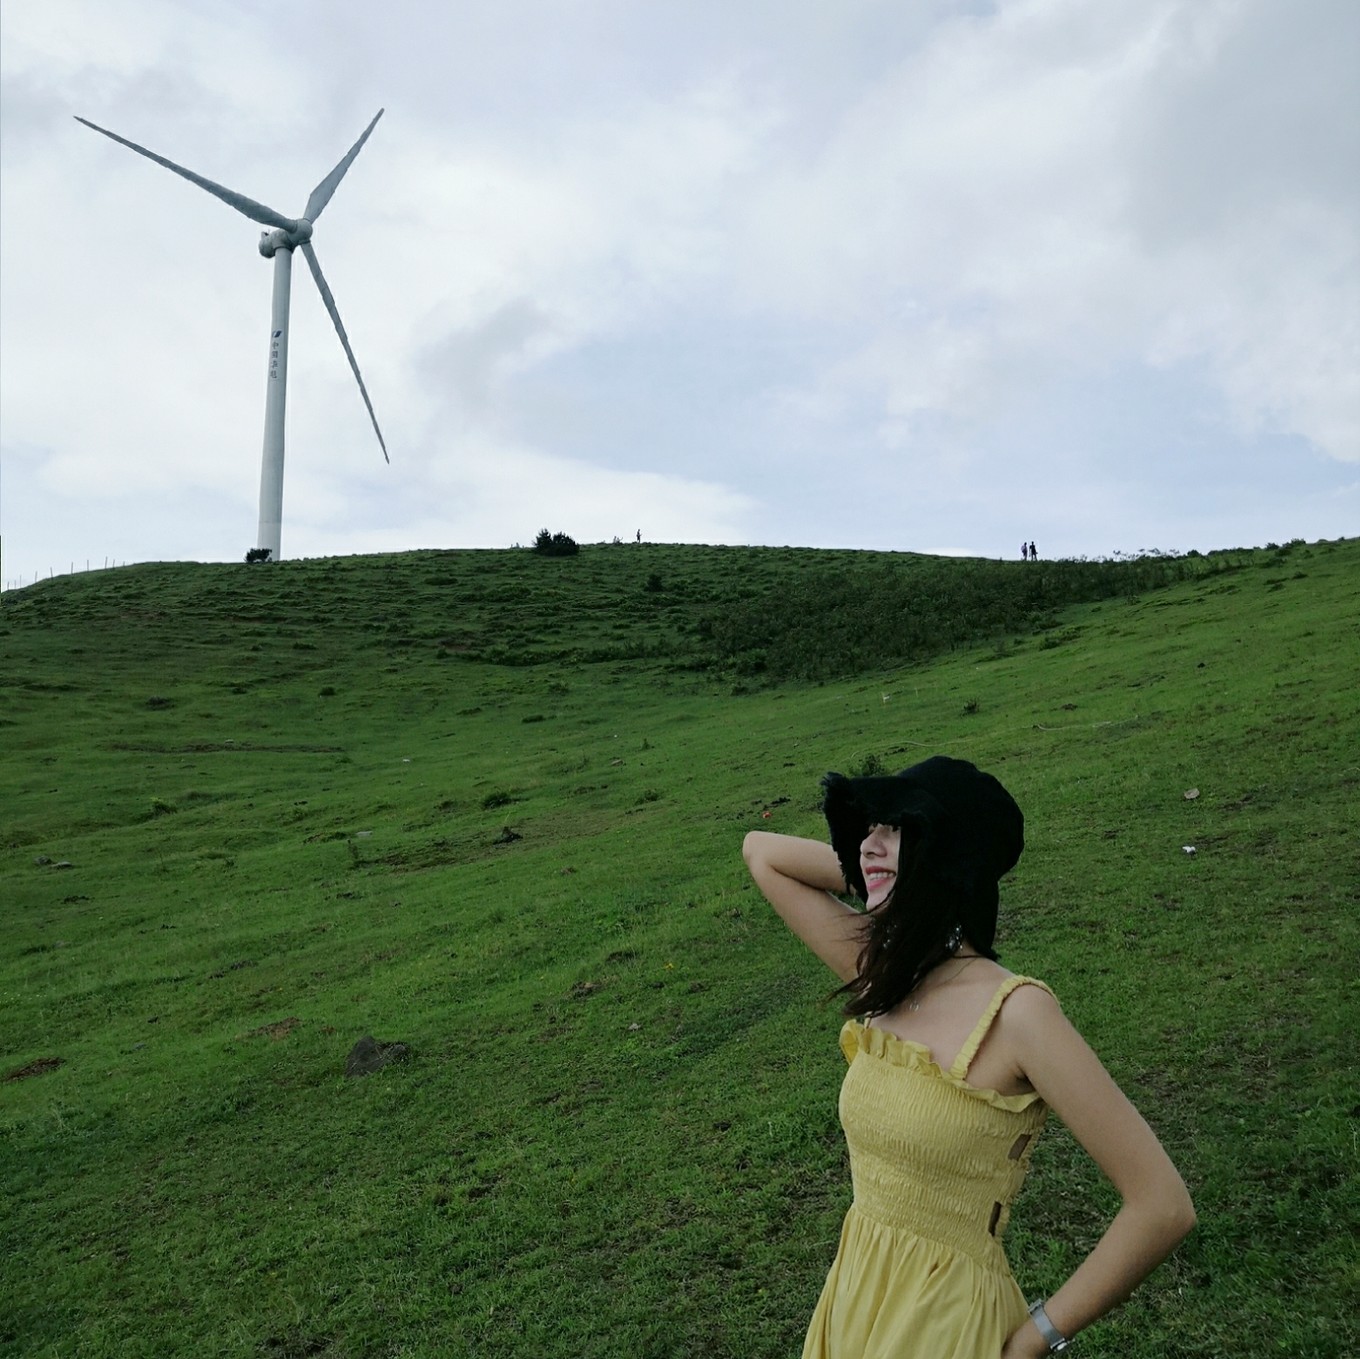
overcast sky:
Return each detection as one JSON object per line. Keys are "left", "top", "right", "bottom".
{"left": 2, "top": 0, "right": 1357, "bottom": 589}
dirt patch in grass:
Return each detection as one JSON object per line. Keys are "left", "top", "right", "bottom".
{"left": 4, "top": 1055, "right": 65, "bottom": 1081}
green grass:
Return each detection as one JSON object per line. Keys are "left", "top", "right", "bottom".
{"left": 2, "top": 538, "right": 1358, "bottom": 1358}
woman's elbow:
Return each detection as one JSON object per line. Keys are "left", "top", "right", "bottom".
{"left": 1170, "top": 1185, "right": 1197, "bottom": 1242}
{"left": 742, "top": 830, "right": 769, "bottom": 868}
{"left": 1124, "top": 1175, "right": 1195, "bottom": 1252}
{"left": 1151, "top": 1181, "right": 1197, "bottom": 1247}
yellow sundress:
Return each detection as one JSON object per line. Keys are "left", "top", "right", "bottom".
{"left": 802, "top": 976, "right": 1054, "bottom": 1359}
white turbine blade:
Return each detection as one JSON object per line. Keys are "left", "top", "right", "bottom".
{"left": 300, "top": 241, "right": 389, "bottom": 463}
{"left": 75, "top": 116, "right": 296, "bottom": 232}
{"left": 302, "top": 109, "right": 384, "bottom": 224}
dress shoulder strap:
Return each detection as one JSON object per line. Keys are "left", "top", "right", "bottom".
{"left": 948, "top": 975, "right": 1055, "bottom": 1080}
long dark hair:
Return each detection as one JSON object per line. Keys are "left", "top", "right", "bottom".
{"left": 821, "top": 756, "right": 1022, "bottom": 1018}
{"left": 836, "top": 828, "right": 1001, "bottom": 1019}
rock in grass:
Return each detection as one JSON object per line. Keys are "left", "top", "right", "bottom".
{"left": 345, "top": 1036, "right": 411, "bottom": 1077}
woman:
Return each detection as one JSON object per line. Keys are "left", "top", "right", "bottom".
{"left": 743, "top": 755, "right": 1194, "bottom": 1358}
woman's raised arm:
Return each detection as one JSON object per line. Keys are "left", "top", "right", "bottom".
{"left": 743, "top": 831, "right": 864, "bottom": 982}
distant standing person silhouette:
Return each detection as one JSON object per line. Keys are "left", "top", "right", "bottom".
{"left": 1020, "top": 542, "right": 1029, "bottom": 562}
{"left": 1029, "top": 541, "right": 1038, "bottom": 561}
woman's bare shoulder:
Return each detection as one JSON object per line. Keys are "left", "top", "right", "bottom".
{"left": 994, "top": 976, "right": 1067, "bottom": 1032}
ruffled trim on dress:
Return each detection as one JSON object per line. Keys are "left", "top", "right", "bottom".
{"left": 840, "top": 1021, "right": 1046, "bottom": 1113}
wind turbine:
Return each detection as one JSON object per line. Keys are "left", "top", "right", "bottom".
{"left": 75, "top": 110, "right": 389, "bottom": 562}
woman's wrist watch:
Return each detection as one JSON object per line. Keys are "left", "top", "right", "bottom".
{"left": 1028, "top": 1299, "right": 1072, "bottom": 1353}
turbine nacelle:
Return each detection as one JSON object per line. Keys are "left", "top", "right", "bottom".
{"left": 258, "top": 219, "right": 313, "bottom": 257}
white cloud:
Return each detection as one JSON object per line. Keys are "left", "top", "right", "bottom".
{"left": 726, "top": 0, "right": 1359, "bottom": 465}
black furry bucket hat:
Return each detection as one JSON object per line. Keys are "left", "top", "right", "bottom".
{"left": 821, "top": 755, "right": 1023, "bottom": 904}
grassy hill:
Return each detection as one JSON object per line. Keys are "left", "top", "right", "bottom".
{"left": 2, "top": 538, "right": 1357, "bottom": 1358}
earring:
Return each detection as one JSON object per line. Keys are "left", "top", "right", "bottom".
{"left": 945, "top": 924, "right": 963, "bottom": 954}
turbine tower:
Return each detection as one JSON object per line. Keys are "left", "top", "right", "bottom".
{"left": 76, "top": 111, "right": 389, "bottom": 562}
